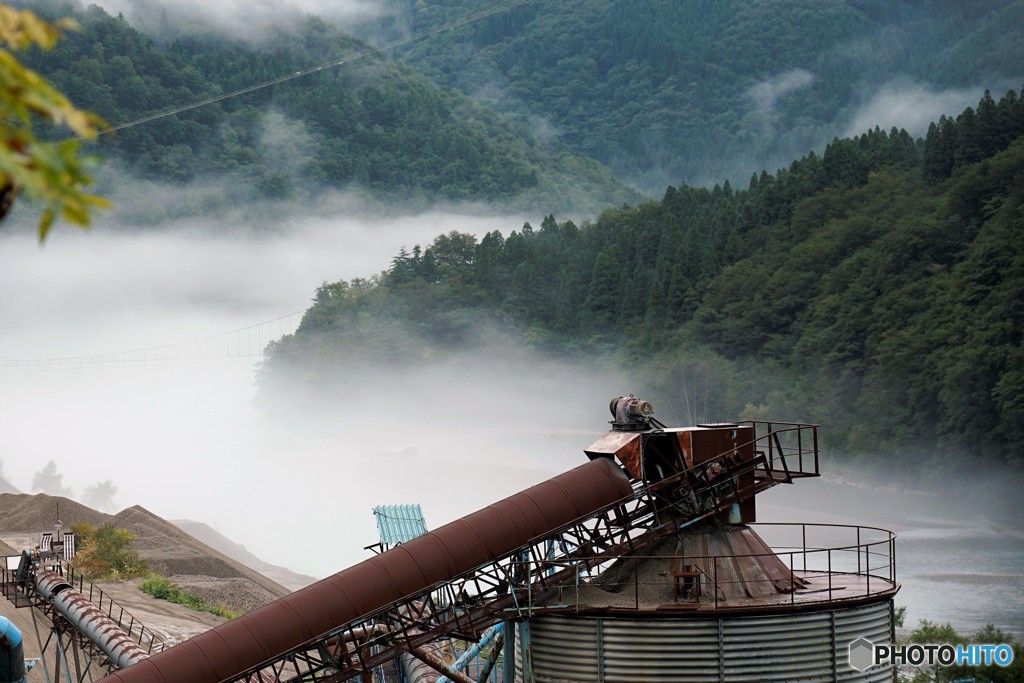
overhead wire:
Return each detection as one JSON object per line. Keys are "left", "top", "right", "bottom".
{"left": 23, "top": 0, "right": 537, "bottom": 369}
{"left": 0, "top": 310, "right": 305, "bottom": 369}
{"left": 93, "top": 0, "right": 534, "bottom": 137}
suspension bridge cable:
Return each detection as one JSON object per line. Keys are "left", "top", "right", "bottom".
{"left": 91, "top": 0, "right": 534, "bottom": 138}
{"left": 0, "top": 310, "right": 305, "bottom": 368}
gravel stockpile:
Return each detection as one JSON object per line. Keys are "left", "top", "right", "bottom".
{"left": 108, "top": 506, "right": 291, "bottom": 602}
{"left": 0, "top": 491, "right": 304, "bottom": 650}
{"left": 0, "top": 493, "right": 110, "bottom": 531}
{"left": 173, "top": 519, "right": 317, "bottom": 591}
{"left": 166, "top": 575, "right": 283, "bottom": 614}
{"left": 0, "top": 494, "right": 291, "bottom": 612}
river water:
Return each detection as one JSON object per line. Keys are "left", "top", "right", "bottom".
{"left": 759, "top": 475, "right": 1024, "bottom": 639}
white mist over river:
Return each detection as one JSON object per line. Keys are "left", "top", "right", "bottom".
{"left": 0, "top": 213, "right": 625, "bottom": 575}
{"left": 761, "top": 479, "right": 1024, "bottom": 638}
{"left": 1, "top": 217, "right": 1021, "bottom": 640}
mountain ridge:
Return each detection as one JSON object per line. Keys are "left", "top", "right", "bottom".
{"left": 374, "top": 0, "right": 1024, "bottom": 191}
{"left": 15, "top": 1, "right": 638, "bottom": 220}
{"left": 258, "top": 87, "right": 1024, "bottom": 506}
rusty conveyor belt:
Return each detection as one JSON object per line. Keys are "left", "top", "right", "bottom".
{"left": 100, "top": 418, "right": 817, "bottom": 683}
{"left": 99, "top": 457, "right": 635, "bottom": 683}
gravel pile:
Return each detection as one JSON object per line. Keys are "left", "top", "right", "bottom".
{"left": 166, "top": 575, "right": 283, "bottom": 615}
{"left": 0, "top": 494, "right": 292, "bottom": 614}
{"left": 0, "top": 492, "right": 109, "bottom": 531}
{"left": 108, "top": 506, "right": 291, "bottom": 604}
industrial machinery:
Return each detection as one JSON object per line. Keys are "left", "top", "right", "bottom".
{"left": 3, "top": 398, "right": 899, "bottom": 682}
{"left": 1, "top": 521, "right": 166, "bottom": 682}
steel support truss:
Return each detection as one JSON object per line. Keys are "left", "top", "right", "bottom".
{"left": 0, "top": 561, "right": 167, "bottom": 683}
{"left": 0, "top": 586, "right": 111, "bottom": 683}
{"left": 225, "top": 423, "right": 819, "bottom": 683}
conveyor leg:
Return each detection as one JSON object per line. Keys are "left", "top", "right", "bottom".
{"left": 501, "top": 622, "right": 515, "bottom": 683}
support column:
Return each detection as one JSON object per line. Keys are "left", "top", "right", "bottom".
{"left": 518, "top": 621, "right": 533, "bottom": 683}
{"left": 501, "top": 622, "right": 515, "bottom": 683}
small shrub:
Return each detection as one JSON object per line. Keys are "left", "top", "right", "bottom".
{"left": 139, "top": 574, "right": 176, "bottom": 601}
{"left": 70, "top": 523, "right": 148, "bottom": 581}
{"left": 139, "top": 574, "right": 239, "bottom": 619}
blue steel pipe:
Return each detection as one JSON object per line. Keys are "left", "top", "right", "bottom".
{"left": 436, "top": 623, "right": 504, "bottom": 683}
{"left": 476, "top": 632, "right": 503, "bottom": 683}
{"left": 0, "top": 616, "right": 26, "bottom": 683}
{"left": 501, "top": 623, "right": 515, "bottom": 683}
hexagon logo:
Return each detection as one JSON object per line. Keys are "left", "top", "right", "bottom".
{"left": 848, "top": 637, "right": 875, "bottom": 671}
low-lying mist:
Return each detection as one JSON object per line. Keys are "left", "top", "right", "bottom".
{"left": 53, "top": 0, "right": 388, "bottom": 43}
{"left": 1, "top": 200, "right": 1020, "bottom": 637}
{"left": 0, "top": 206, "right": 629, "bottom": 580}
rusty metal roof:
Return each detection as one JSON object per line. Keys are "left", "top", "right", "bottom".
{"left": 588, "top": 523, "right": 808, "bottom": 607}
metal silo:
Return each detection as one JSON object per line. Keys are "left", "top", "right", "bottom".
{"left": 511, "top": 410, "right": 899, "bottom": 683}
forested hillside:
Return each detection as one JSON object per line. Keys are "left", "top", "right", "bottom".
{"left": 260, "top": 89, "right": 1024, "bottom": 483}
{"left": 372, "top": 0, "right": 1024, "bottom": 191}
{"left": 16, "top": 2, "right": 636, "bottom": 217}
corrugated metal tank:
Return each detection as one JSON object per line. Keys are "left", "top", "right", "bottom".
{"left": 518, "top": 600, "right": 895, "bottom": 682}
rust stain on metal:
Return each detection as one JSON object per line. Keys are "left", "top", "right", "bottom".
{"left": 35, "top": 571, "right": 150, "bottom": 669}
{"left": 409, "top": 645, "right": 475, "bottom": 683}
{"left": 584, "top": 431, "right": 643, "bottom": 479}
{"left": 675, "top": 430, "right": 693, "bottom": 469}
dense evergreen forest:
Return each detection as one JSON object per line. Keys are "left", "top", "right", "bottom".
{"left": 15, "top": 1, "right": 636, "bottom": 217}
{"left": 372, "top": 0, "right": 1024, "bottom": 191}
{"left": 260, "top": 89, "right": 1024, "bottom": 487}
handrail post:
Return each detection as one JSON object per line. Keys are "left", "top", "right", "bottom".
{"left": 574, "top": 564, "right": 579, "bottom": 612}
{"left": 892, "top": 535, "right": 896, "bottom": 584}
{"left": 868, "top": 540, "right": 876, "bottom": 593}
{"left": 802, "top": 524, "right": 807, "bottom": 572}
{"left": 857, "top": 527, "right": 861, "bottom": 575}
{"left": 798, "top": 428, "right": 803, "bottom": 472}
{"left": 827, "top": 550, "right": 832, "bottom": 601}
{"left": 813, "top": 427, "right": 820, "bottom": 473}
{"left": 790, "top": 552, "right": 795, "bottom": 605}
{"left": 713, "top": 559, "right": 718, "bottom": 609}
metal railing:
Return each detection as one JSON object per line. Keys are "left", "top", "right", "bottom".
{"left": 539, "top": 522, "right": 896, "bottom": 613}
{"left": 1, "top": 556, "right": 167, "bottom": 655}
{"left": 255, "top": 425, "right": 824, "bottom": 682}
{"left": 744, "top": 420, "right": 820, "bottom": 479}
{"left": 0, "top": 563, "right": 27, "bottom": 606}
{"left": 61, "top": 562, "right": 168, "bottom": 655}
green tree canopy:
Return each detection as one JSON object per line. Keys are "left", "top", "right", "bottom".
{"left": 0, "top": 3, "right": 109, "bottom": 237}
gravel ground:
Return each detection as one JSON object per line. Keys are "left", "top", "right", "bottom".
{"left": 164, "top": 574, "right": 283, "bottom": 614}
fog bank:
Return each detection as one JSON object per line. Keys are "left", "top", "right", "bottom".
{"left": 0, "top": 209, "right": 630, "bottom": 580}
